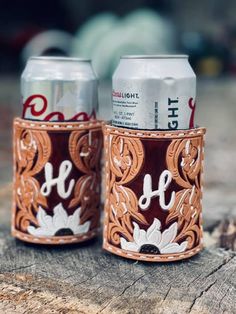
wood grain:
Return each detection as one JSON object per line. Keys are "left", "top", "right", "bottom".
{"left": 0, "top": 226, "right": 235, "bottom": 314}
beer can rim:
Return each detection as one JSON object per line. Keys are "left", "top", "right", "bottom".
{"left": 121, "top": 54, "right": 188, "bottom": 59}
{"left": 29, "top": 56, "right": 91, "bottom": 63}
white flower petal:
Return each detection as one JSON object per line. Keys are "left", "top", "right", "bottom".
{"left": 37, "top": 207, "right": 52, "bottom": 228}
{"left": 67, "top": 208, "right": 80, "bottom": 232}
{"left": 159, "top": 222, "right": 178, "bottom": 249}
{"left": 148, "top": 230, "right": 162, "bottom": 247}
{"left": 120, "top": 237, "right": 139, "bottom": 252}
{"left": 75, "top": 207, "right": 81, "bottom": 223}
{"left": 179, "top": 241, "right": 188, "bottom": 251}
{"left": 146, "top": 218, "right": 162, "bottom": 246}
{"left": 133, "top": 222, "right": 141, "bottom": 243}
{"left": 138, "top": 229, "right": 147, "bottom": 246}
{"left": 74, "top": 220, "right": 91, "bottom": 234}
{"left": 160, "top": 241, "right": 188, "bottom": 254}
{"left": 27, "top": 225, "right": 54, "bottom": 237}
{"left": 147, "top": 218, "right": 161, "bottom": 236}
{"left": 28, "top": 204, "right": 90, "bottom": 237}
{"left": 53, "top": 203, "right": 68, "bottom": 229}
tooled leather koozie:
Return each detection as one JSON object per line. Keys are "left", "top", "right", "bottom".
{"left": 12, "top": 118, "right": 103, "bottom": 244}
{"left": 103, "top": 124, "right": 206, "bottom": 262}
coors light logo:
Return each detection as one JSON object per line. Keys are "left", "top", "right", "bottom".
{"left": 112, "top": 90, "right": 139, "bottom": 99}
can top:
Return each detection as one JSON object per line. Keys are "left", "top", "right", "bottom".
{"left": 30, "top": 56, "right": 91, "bottom": 62}
{"left": 113, "top": 54, "right": 195, "bottom": 80}
{"left": 121, "top": 55, "right": 188, "bottom": 59}
{"left": 22, "top": 56, "right": 97, "bottom": 81}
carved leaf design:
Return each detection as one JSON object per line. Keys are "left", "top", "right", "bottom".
{"left": 14, "top": 125, "right": 50, "bottom": 231}
{"left": 69, "top": 130, "right": 103, "bottom": 173}
{"left": 69, "top": 174, "right": 99, "bottom": 209}
{"left": 110, "top": 183, "right": 147, "bottom": 224}
{"left": 106, "top": 135, "right": 148, "bottom": 246}
{"left": 69, "top": 129, "right": 102, "bottom": 229}
{"left": 110, "top": 136, "right": 144, "bottom": 185}
{"left": 15, "top": 128, "right": 51, "bottom": 176}
{"left": 166, "top": 137, "right": 203, "bottom": 250}
{"left": 166, "top": 138, "right": 202, "bottom": 189}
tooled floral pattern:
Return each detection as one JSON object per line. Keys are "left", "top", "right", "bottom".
{"left": 167, "top": 138, "right": 202, "bottom": 189}
{"left": 110, "top": 136, "right": 144, "bottom": 185}
{"left": 107, "top": 135, "right": 148, "bottom": 246}
{"left": 14, "top": 127, "right": 51, "bottom": 232}
{"left": 166, "top": 138, "right": 203, "bottom": 250}
{"left": 68, "top": 129, "right": 102, "bottom": 229}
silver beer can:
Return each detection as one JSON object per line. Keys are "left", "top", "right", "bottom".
{"left": 112, "top": 55, "right": 196, "bottom": 130}
{"left": 21, "top": 56, "right": 98, "bottom": 121}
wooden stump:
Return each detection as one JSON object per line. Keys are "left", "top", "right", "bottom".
{"left": 0, "top": 225, "right": 235, "bottom": 314}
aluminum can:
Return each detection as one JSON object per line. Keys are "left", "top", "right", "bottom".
{"left": 112, "top": 55, "right": 196, "bottom": 130}
{"left": 21, "top": 56, "right": 98, "bottom": 121}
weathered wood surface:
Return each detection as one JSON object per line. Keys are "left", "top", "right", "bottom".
{"left": 0, "top": 78, "right": 236, "bottom": 313}
{"left": 0, "top": 224, "right": 235, "bottom": 314}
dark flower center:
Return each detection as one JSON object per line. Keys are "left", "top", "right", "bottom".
{"left": 55, "top": 228, "right": 74, "bottom": 236}
{"left": 139, "top": 244, "right": 160, "bottom": 255}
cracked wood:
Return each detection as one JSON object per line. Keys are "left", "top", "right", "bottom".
{"left": 0, "top": 227, "right": 235, "bottom": 313}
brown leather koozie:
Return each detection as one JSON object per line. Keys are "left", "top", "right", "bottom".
{"left": 12, "top": 118, "right": 103, "bottom": 244}
{"left": 103, "top": 124, "right": 206, "bottom": 262}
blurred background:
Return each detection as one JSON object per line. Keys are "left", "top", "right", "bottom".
{"left": 0, "top": 0, "right": 236, "bottom": 234}
{"left": 1, "top": 0, "right": 236, "bottom": 77}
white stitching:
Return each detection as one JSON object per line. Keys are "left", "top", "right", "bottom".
{"left": 13, "top": 228, "right": 100, "bottom": 244}
{"left": 14, "top": 118, "right": 102, "bottom": 131}
{"left": 104, "top": 243, "right": 203, "bottom": 262}
{"left": 104, "top": 125, "right": 205, "bottom": 139}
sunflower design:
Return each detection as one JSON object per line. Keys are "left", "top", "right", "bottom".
{"left": 27, "top": 203, "right": 90, "bottom": 237}
{"left": 120, "top": 218, "right": 188, "bottom": 255}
